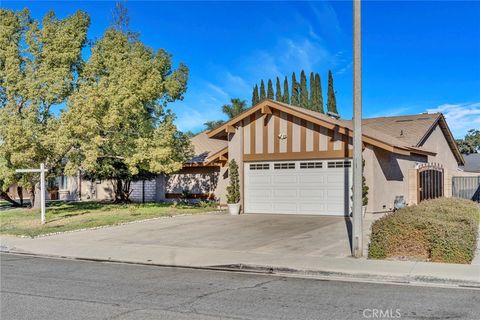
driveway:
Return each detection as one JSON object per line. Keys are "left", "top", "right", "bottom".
{"left": 1, "top": 213, "right": 354, "bottom": 267}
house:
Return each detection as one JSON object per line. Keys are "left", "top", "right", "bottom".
{"left": 193, "top": 99, "right": 465, "bottom": 214}
{"left": 460, "top": 153, "right": 480, "bottom": 173}
{"left": 5, "top": 99, "right": 468, "bottom": 214}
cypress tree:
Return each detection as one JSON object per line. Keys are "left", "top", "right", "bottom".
{"left": 260, "top": 80, "right": 266, "bottom": 101}
{"left": 309, "top": 72, "right": 316, "bottom": 110}
{"left": 283, "top": 76, "right": 290, "bottom": 104}
{"left": 275, "top": 77, "right": 282, "bottom": 101}
{"left": 252, "top": 85, "right": 259, "bottom": 106}
{"left": 315, "top": 73, "right": 324, "bottom": 113}
{"left": 327, "top": 70, "right": 338, "bottom": 114}
{"left": 299, "top": 70, "right": 308, "bottom": 109}
{"left": 291, "top": 72, "right": 299, "bottom": 106}
{"left": 267, "top": 79, "right": 274, "bottom": 100}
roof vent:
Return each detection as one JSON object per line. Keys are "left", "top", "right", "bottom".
{"left": 326, "top": 111, "right": 340, "bottom": 120}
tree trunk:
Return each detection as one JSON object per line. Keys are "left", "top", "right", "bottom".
{"left": 0, "top": 190, "right": 21, "bottom": 207}
{"left": 17, "top": 186, "right": 24, "bottom": 206}
{"left": 30, "top": 184, "right": 41, "bottom": 208}
{"left": 114, "top": 179, "right": 131, "bottom": 203}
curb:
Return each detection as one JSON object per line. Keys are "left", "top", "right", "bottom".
{"left": 2, "top": 250, "right": 479, "bottom": 290}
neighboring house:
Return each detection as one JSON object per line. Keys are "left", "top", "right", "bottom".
{"left": 6, "top": 99, "right": 472, "bottom": 214}
{"left": 204, "top": 100, "right": 464, "bottom": 215}
{"left": 460, "top": 153, "right": 480, "bottom": 173}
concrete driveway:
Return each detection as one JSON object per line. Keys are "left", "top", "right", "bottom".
{"left": 1, "top": 213, "right": 353, "bottom": 267}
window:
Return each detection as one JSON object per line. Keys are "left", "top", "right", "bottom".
{"left": 58, "top": 175, "right": 69, "bottom": 190}
{"left": 249, "top": 163, "right": 269, "bottom": 170}
{"left": 274, "top": 162, "right": 295, "bottom": 170}
{"left": 300, "top": 162, "right": 323, "bottom": 169}
{"left": 327, "top": 161, "right": 352, "bottom": 168}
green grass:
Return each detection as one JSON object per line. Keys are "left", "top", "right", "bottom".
{"left": 368, "top": 197, "right": 480, "bottom": 264}
{"left": 0, "top": 201, "right": 219, "bottom": 237}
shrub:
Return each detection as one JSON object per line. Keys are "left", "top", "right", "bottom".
{"left": 226, "top": 159, "right": 240, "bottom": 204}
{"left": 368, "top": 197, "right": 480, "bottom": 264}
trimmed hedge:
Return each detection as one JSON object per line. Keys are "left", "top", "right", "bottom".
{"left": 368, "top": 197, "right": 480, "bottom": 264}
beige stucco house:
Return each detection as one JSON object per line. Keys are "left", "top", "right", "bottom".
{"left": 6, "top": 99, "right": 471, "bottom": 214}
{"left": 190, "top": 99, "right": 465, "bottom": 214}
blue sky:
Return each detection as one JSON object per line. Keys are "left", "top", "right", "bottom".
{"left": 2, "top": 1, "right": 479, "bottom": 138}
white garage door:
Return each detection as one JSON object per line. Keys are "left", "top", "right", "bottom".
{"left": 244, "top": 159, "right": 352, "bottom": 216}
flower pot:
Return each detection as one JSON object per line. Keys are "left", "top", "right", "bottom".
{"left": 228, "top": 203, "right": 241, "bottom": 215}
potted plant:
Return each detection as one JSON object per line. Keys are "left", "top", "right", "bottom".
{"left": 226, "top": 159, "right": 241, "bottom": 215}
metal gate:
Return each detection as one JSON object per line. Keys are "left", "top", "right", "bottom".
{"left": 452, "top": 176, "right": 480, "bottom": 202}
{"left": 417, "top": 163, "right": 444, "bottom": 202}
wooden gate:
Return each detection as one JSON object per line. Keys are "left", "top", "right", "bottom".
{"left": 452, "top": 176, "right": 480, "bottom": 202}
{"left": 417, "top": 163, "right": 444, "bottom": 202}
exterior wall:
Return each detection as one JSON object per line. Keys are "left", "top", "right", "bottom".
{"left": 420, "top": 124, "right": 459, "bottom": 170}
{"left": 364, "top": 146, "right": 427, "bottom": 213}
{"left": 165, "top": 166, "right": 227, "bottom": 203}
{"left": 243, "top": 110, "right": 352, "bottom": 162}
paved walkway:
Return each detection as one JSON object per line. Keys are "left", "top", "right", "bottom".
{"left": 1, "top": 213, "right": 479, "bottom": 287}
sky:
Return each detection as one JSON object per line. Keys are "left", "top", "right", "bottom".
{"left": 2, "top": 1, "right": 479, "bottom": 138}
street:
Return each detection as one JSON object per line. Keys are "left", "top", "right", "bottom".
{"left": 1, "top": 253, "right": 479, "bottom": 320}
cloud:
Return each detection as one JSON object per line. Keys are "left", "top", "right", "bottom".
{"left": 426, "top": 102, "right": 480, "bottom": 138}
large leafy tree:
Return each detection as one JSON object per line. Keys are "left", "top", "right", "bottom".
{"left": 275, "top": 77, "right": 282, "bottom": 101}
{"left": 0, "top": 9, "right": 90, "bottom": 207}
{"left": 251, "top": 84, "right": 259, "bottom": 106}
{"left": 315, "top": 73, "right": 324, "bottom": 113}
{"left": 259, "top": 80, "right": 266, "bottom": 101}
{"left": 456, "top": 129, "right": 480, "bottom": 154}
{"left": 267, "top": 79, "right": 274, "bottom": 100}
{"left": 204, "top": 120, "right": 225, "bottom": 131}
{"left": 58, "top": 18, "right": 191, "bottom": 202}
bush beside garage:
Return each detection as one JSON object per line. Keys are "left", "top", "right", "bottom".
{"left": 368, "top": 197, "right": 480, "bottom": 264}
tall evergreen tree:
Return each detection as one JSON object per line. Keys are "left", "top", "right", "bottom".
{"left": 252, "top": 85, "right": 259, "bottom": 106}
{"left": 291, "top": 72, "right": 299, "bottom": 106}
{"left": 259, "top": 80, "right": 266, "bottom": 101}
{"left": 275, "top": 77, "right": 282, "bottom": 101}
{"left": 299, "top": 70, "right": 308, "bottom": 109}
{"left": 309, "top": 72, "right": 316, "bottom": 110}
{"left": 315, "top": 73, "right": 324, "bottom": 113}
{"left": 283, "top": 76, "right": 290, "bottom": 104}
{"left": 327, "top": 70, "right": 338, "bottom": 114}
{"left": 267, "top": 79, "right": 274, "bottom": 100}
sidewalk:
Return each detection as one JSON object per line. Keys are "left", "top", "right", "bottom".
{"left": 2, "top": 232, "right": 479, "bottom": 288}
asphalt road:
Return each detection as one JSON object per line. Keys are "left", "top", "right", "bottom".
{"left": 1, "top": 253, "right": 479, "bottom": 320}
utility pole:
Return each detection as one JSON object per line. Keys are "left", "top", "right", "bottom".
{"left": 16, "top": 163, "right": 48, "bottom": 224}
{"left": 352, "top": 0, "right": 363, "bottom": 257}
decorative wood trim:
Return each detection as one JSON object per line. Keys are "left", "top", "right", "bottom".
{"left": 250, "top": 113, "right": 256, "bottom": 155}
{"left": 243, "top": 150, "right": 353, "bottom": 162}
{"left": 261, "top": 105, "right": 272, "bottom": 114}
{"left": 274, "top": 109, "right": 280, "bottom": 153}
{"left": 327, "top": 129, "right": 334, "bottom": 151}
{"left": 287, "top": 114, "right": 293, "bottom": 153}
{"left": 263, "top": 114, "right": 268, "bottom": 155}
{"left": 226, "top": 125, "right": 235, "bottom": 133}
{"left": 313, "top": 124, "right": 320, "bottom": 152}
{"left": 300, "top": 119, "right": 306, "bottom": 152}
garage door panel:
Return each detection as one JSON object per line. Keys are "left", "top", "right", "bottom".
{"left": 299, "top": 174, "right": 325, "bottom": 184}
{"left": 273, "top": 174, "right": 298, "bottom": 184}
{"left": 245, "top": 160, "right": 351, "bottom": 216}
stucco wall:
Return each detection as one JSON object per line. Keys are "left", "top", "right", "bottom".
{"left": 420, "top": 124, "right": 459, "bottom": 170}
{"left": 363, "top": 146, "right": 427, "bottom": 213}
{"left": 165, "top": 166, "right": 227, "bottom": 203}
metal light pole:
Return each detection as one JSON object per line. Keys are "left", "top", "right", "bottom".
{"left": 352, "top": 0, "right": 363, "bottom": 257}
{"left": 16, "top": 163, "right": 48, "bottom": 224}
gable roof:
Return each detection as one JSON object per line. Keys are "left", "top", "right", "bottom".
{"left": 186, "top": 132, "right": 228, "bottom": 166}
{"left": 207, "top": 99, "right": 464, "bottom": 164}
{"left": 460, "top": 153, "right": 480, "bottom": 172}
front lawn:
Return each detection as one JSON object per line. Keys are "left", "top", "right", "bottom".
{"left": 368, "top": 197, "right": 480, "bottom": 264}
{"left": 0, "top": 201, "right": 219, "bottom": 237}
